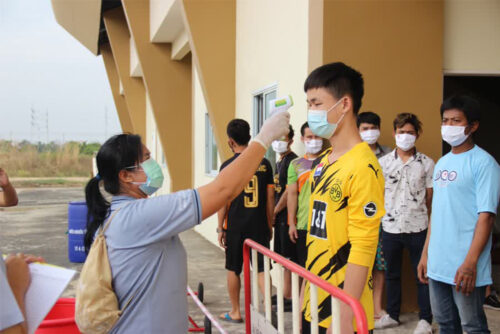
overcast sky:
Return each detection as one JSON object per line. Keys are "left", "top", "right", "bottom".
{"left": 0, "top": 0, "right": 121, "bottom": 143}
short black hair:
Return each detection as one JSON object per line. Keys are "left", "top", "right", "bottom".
{"left": 300, "top": 122, "right": 309, "bottom": 136}
{"left": 440, "top": 95, "right": 480, "bottom": 124}
{"left": 287, "top": 125, "right": 294, "bottom": 140}
{"left": 393, "top": 113, "right": 422, "bottom": 134}
{"left": 227, "top": 119, "right": 251, "bottom": 146}
{"left": 304, "top": 62, "right": 364, "bottom": 114}
{"left": 357, "top": 111, "right": 381, "bottom": 128}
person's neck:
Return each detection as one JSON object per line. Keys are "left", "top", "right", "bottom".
{"left": 279, "top": 150, "right": 292, "bottom": 159}
{"left": 369, "top": 143, "right": 378, "bottom": 152}
{"left": 305, "top": 152, "right": 319, "bottom": 160}
{"left": 233, "top": 145, "right": 247, "bottom": 154}
{"left": 396, "top": 147, "right": 415, "bottom": 163}
{"left": 451, "top": 138, "right": 474, "bottom": 154}
{"left": 328, "top": 113, "right": 362, "bottom": 163}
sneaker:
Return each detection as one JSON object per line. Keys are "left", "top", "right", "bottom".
{"left": 484, "top": 293, "right": 500, "bottom": 310}
{"left": 374, "top": 314, "right": 398, "bottom": 329}
{"left": 413, "top": 319, "right": 433, "bottom": 334}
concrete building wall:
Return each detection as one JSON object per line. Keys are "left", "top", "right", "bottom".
{"left": 444, "top": 0, "right": 500, "bottom": 74}
{"left": 192, "top": 67, "right": 220, "bottom": 245}
{"left": 235, "top": 0, "right": 311, "bottom": 156}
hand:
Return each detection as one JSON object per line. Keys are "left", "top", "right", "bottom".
{"left": 253, "top": 112, "right": 290, "bottom": 149}
{"left": 338, "top": 305, "right": 354, "bottom": 334}
{"left": 0, "top": 168, "right": 11, "bottom": 188}
{"left": 5, "top": 254, "right": 32, "bottom": 296}
{"left": 454, "top": 259, "right": 477, "bottom": 295}
{"left": 218, "top": 231, "right": 226, "bottom": 249}
{"left": 289, "top": 224, "right": 298, "bottom": 243}
{"left": 417, "top": 254, "right": 428, "bottom": 284}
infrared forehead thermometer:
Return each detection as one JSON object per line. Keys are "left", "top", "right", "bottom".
{"left": 269, "top": 95, "right": 293, "bottom": 117}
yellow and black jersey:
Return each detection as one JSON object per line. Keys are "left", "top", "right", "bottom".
{"left": 220, "top": 154, "right": 274, "bottom": 234}
{"left": 302, "top": 142, "right": 385, "bottom": 331}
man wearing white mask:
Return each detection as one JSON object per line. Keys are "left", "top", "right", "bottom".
{"left": 288, "top": 122, "right": 324, "bottom": 268}
{"left": 418, "top": 95, "right": 500, "bottom": 334}
{"left": 377, "top": 113, "right": 434, "bottom": 333}
{"left": 271, "top": 125, "right": 297, "bottom": 308}
{"left": 358, "top": 111, "right": 391, "bottom": 159}
{"left": 357, "top": 111, "right": 391, "bottom": 323}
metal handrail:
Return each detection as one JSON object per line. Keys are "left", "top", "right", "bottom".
{"left": 243, "top": 238, "right": 369, "bottom": 334}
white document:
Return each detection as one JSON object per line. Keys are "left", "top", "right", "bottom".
{"left": 25, "top": 263, "right": 76, "bottom": 334}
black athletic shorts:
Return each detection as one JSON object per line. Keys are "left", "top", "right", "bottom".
{"left": 294, "top": 229, "right": 308, "bottom": 267}
{"left": 273, "top": 222, "right": 297, "bottom": 260}
{"left": 301, "top": 314, "right": 373, "bottom": 334}
{"left": 225, "top": 230, "right": 270, "bottom": 275}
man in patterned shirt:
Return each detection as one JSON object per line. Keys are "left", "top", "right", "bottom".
{"left": 376, "top": 113, "right": 434, "bottom": 333}
{"left": 302, "top": 62, "right": 385, "bottom": 334}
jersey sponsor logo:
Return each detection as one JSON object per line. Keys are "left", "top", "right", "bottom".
{"left": 363, "top": 202, "right": 377, "bottom": 217}
{"left": 257, "top": 164, "right": 267, "bottom": 173}
{"left": 314, "top": 163, "right": 324, "bottom": 177}
{"left": 310, "top": 200, "right": 327, "bottom": 239}
{"left": 329, "top": 180, "right": 342, "bottom": 202}
{"left": 434, "top": 169, "right": 458, "bottom": 187}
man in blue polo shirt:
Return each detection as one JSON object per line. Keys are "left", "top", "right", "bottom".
{"left": 418, "top": 95, "right": 500, "bottom": 334}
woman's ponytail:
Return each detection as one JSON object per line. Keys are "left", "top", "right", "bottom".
{"left": 84, "top": 176, "right": 110, "bottom": 252}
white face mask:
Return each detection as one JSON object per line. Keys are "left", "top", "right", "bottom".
{"left": 304, "top": 139, "right": 323, "bottom": 154}
{"left": 272, "top": 140, "right": 289, "bottom": 154}
{"left": 441, "top": 125, "right": 469, "bottom": 147}
{"left": 360, "top": 129, "right": 380, "bottom": 145}
{"left": 395, "top": 133, "right": 416, "bottom": 151}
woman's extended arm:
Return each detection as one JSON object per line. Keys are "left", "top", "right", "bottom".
{"left": 198, "top": 112, "right": 290, "bottom": 220}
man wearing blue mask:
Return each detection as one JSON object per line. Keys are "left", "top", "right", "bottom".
{"left": 418, "top": 95, "right": 500, "bottom": 334}
{"left": 302, "top": 62, "right": 385, "bottom": 334}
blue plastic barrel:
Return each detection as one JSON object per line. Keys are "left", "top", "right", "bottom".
{"left": 68, "top": 201, "right": 88, "bottom": 263}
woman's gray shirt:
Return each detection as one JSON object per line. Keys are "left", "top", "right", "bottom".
{"left": 105, "top": 190, "right": 201, "bottom": 334}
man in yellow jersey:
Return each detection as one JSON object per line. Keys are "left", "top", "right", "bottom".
{"left": 302, "top": 62, "right": 385, "bottom": 334}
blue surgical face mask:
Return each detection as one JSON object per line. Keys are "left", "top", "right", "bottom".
{"left": 129, "top": 158, "right": 164, "bottom": 196}
{"left": 307, "top": 98, "right": 345, "bottom": 139}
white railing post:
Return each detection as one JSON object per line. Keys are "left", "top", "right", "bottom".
{"left": 252, "top": 249, "right": 259, "bottom": 312}
{"left": 331, "top": 296, "right": 341, "bottom": 334}
{"left": 292, "top": 272, "right": 300, "bottom": 334}
{"left": 276, "top": 263, "right": 285, "bottom": 333}
{"left": 264, "top": 256, "right": 271, "bottom": 322}
{"left": 310, "top": 283, "right": 318, "bottom": 334}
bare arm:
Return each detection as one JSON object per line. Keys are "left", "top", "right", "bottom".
{"left": 0, "top": 169, "right": 18, "bottom": 207}
{"left": 418, "top": 220, "right": 431, "bottom": 284}
{"left": 266, "top": 186, "right": 275, "bottom": 235}
{"left": 338, "top": 263, "right": 369, "bottom": 333}
{"left": 425, "top": 188, "right": 433, "bottom": 219}
{"left": 287, "top": 182, "right": 299, "bottom": 242}
{"left": 274, "top": 188, "right": 288, "bottom": 215}
{"left": 455, "top": 212, "right": 495, "bottom": 295}
{"left": 217, "top": 205, "right": 228, "bottom": 248}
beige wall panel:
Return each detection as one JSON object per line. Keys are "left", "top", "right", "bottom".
{"left": 444, "top": 0, "right": 500, "bottom": 73}
{"left": 101, "top": 43, "right": 133, "bottom": 133}
{"left": 181, "top": 0, "right": 236, "bottom": 161}
{"left": 51, "top": 0, "right": 101, "bottom": 55}
{"left": 104, "top": 8, "right": 147, "bottom": 140}
{"left": 122, "top": 0, "right": 193, "bottom": 192}
{"left": 323, "top": 0, "right": 444, "bottom": 162}
{"left": 323, "top": 1, "right": 444, "bottom": 312}
{"left": 236, "top": 0, "right": 310, "bottom": 157}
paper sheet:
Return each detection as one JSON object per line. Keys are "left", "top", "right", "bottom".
{"left": 25, "top": 263, "right": 76, "bottom": 334}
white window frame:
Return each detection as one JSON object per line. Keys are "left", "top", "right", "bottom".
{"left": 253, "top": 83, "right": 278, "bottom": 171}
{"left": 205, "top": 113, "right": 219, "bottom": 176}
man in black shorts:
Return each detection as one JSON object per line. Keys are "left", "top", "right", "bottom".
{"left": 271, "top": 125, "right": 297, "bottom": 308}
{"left": 217, "top": 119, "right": 274, "bottom": 323}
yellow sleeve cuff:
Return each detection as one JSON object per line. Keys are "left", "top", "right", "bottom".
{"left": 347, "top": 249, "right": 375, "bottom": 268}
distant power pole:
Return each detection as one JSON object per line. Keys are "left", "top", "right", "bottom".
{"left": 46, "top": 110, "right": 49, "bottom": 143}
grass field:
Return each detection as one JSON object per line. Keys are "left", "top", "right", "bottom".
{"left": 0, "top": 140, "right": 98, "bottom": 178}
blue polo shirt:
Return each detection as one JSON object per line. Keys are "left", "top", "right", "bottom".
{"left": 428, "top": 145, "right": 500, "bottom": 286}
